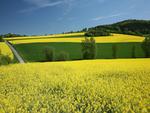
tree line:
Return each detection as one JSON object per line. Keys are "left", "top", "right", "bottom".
{"left": 1, "top": 20, "right": 150, "bottom": 38}
{"left": 83, "top": 19, "right": 150, "bottom": 37}
{"left": 0, "top": 33, "right": 26, "bottom": 38}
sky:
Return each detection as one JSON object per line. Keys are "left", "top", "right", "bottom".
{"left": 0, "top": 0, "right": 150, "bottom": 35}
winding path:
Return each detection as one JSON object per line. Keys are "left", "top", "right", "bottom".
{"left": 5, "top": 41, "right": 25, "bottom": 64}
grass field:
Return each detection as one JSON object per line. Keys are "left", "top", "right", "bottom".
{"left": 6, "top": 33, "right": 145, "bottom": 62}
{"left": 0, "top": 59, "right": 150, "bottom": 112}
{"left": 14, "top": 42, "right": 145, "bottom": 62}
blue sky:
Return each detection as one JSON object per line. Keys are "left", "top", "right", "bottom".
{"left": 0, "top": 0, "right": 150, "bottom": 35}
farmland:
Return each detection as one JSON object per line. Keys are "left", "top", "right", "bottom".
{"left": 0, "top": 42, "right": 14, "bottom": 60}
{"left": 6, "top": 33, "right": 145, "bottom": 62}
{"left": 0, "top": 59, "right": 150, "bottom": 112}
{"left": 0, "top": 42, "right": 18, "bottom": 64}
{"left": 1, "top": 1, "right": 150, "bottom": 112}
{"left": 8, "top": 33, "right": 144, "bottom": 44}
{"left": 0, "top": 32, "right": 149, "bottom": 112}
{"left": 13, "top": 42, "right": 145, "bottom": 62}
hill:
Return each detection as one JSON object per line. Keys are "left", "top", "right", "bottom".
{"left": 87, "top": 19, "right": 150, "bottom": 36}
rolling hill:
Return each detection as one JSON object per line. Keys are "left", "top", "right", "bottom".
{"left": 88, "top": 19, "right": 150, "bottom": 36}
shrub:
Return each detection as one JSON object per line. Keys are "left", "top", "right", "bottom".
{"left": 142, "top": 36, "right": 150, "bottom": 58}
{"left": 0, "top": 54, "right": 11, "bottom": 65}
{"left": 0, "top": 36, "right": 3, "bottom": 42}
{"left": 57, "top": 51, "right": 70, "bottom": 61}
{"left": 85, "top": 29, "right": 110, "bottom": 37}
{"left": 81, "top": 37, "right": 97, "bottom": 59}
{"left": 44, "top": 47, "right": 55, "bottom": 61}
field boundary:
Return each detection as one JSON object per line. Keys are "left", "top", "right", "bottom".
{"left": 5, "top": 40, "right": 25, "bottom": 64}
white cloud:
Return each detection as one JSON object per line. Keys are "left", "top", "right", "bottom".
{"left": 20, "top": 0, "right": 64, "bottom": 13}
{"left": 63, "top": 0, "right": 75, "bottom": 15}
{"left": 92, "top": 13, "right": 127, "bottom": 21}
{"left": 23, "top": 0, "right": 50, "bottom": 7}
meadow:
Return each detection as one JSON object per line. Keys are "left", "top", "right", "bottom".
{"left": 14, "top": 42, "right": 145, "bottom": 62}
{"left": 6, "top": 33, "right": 145, "bottom": 62}
{"left": 0, "top": 59, "right": 150, "bottom": 113}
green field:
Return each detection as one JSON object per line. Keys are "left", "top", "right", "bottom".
{"left": 14, "top": 42, "right": 145, "bottom": 62}
{"left": 5, "top": 33, "right": 145, "bottom": 62}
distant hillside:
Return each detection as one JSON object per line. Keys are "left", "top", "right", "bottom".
{"left": 87, "top": 19, "right": 150, "bottom": 36}
{"left": 1, "top": 33, "right": 26, "bottom": 38}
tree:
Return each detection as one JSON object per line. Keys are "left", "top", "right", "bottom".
{"left": 142, "top": 36, "right": 150, "bottom": 58}
{"left": 2, "top": 33, "right": 26, "bottom": 38}
{"left": 85, "top": 29, "right": 110, "bottom": 37}
{"left": 0, "top": 36, "right": 3, "bottom": 42}
{"left": 44, "top": 47, "right": 55, "bottom": 61}
{"left": 112, "top": 44, "right": 117, "bottom": 59}
{"left": 81, "top": 28, "right": 88, "bottom": 32}
{"left": 81, "top": 37, "right": 97, "bottom": 59}
{"left": 131, "top": 44, "right": 136, "bottom": 58}
{"left": 83, "top": 20, "right": 150, "bottom": 36}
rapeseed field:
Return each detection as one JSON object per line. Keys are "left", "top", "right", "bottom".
{"left": 8, "top": 33, "right": 144, "bottom": 44}
{"left": 0, "top": 42, "right": 13, "bottom": 59}
{"left": 0, "top": 59, "right": 150, "bottom": 113}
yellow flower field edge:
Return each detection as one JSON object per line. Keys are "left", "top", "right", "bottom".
{"left": 0, "top": 59, "right": 150, "bottom": 112}
{"left": 0, "top": 42, "right": 14, "bottom": 60}
{"left": 8, "top": 33, "right": 144, "bottom": 44}
{"left": 6, "top": 32, "right": 85, "bottom": 41}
